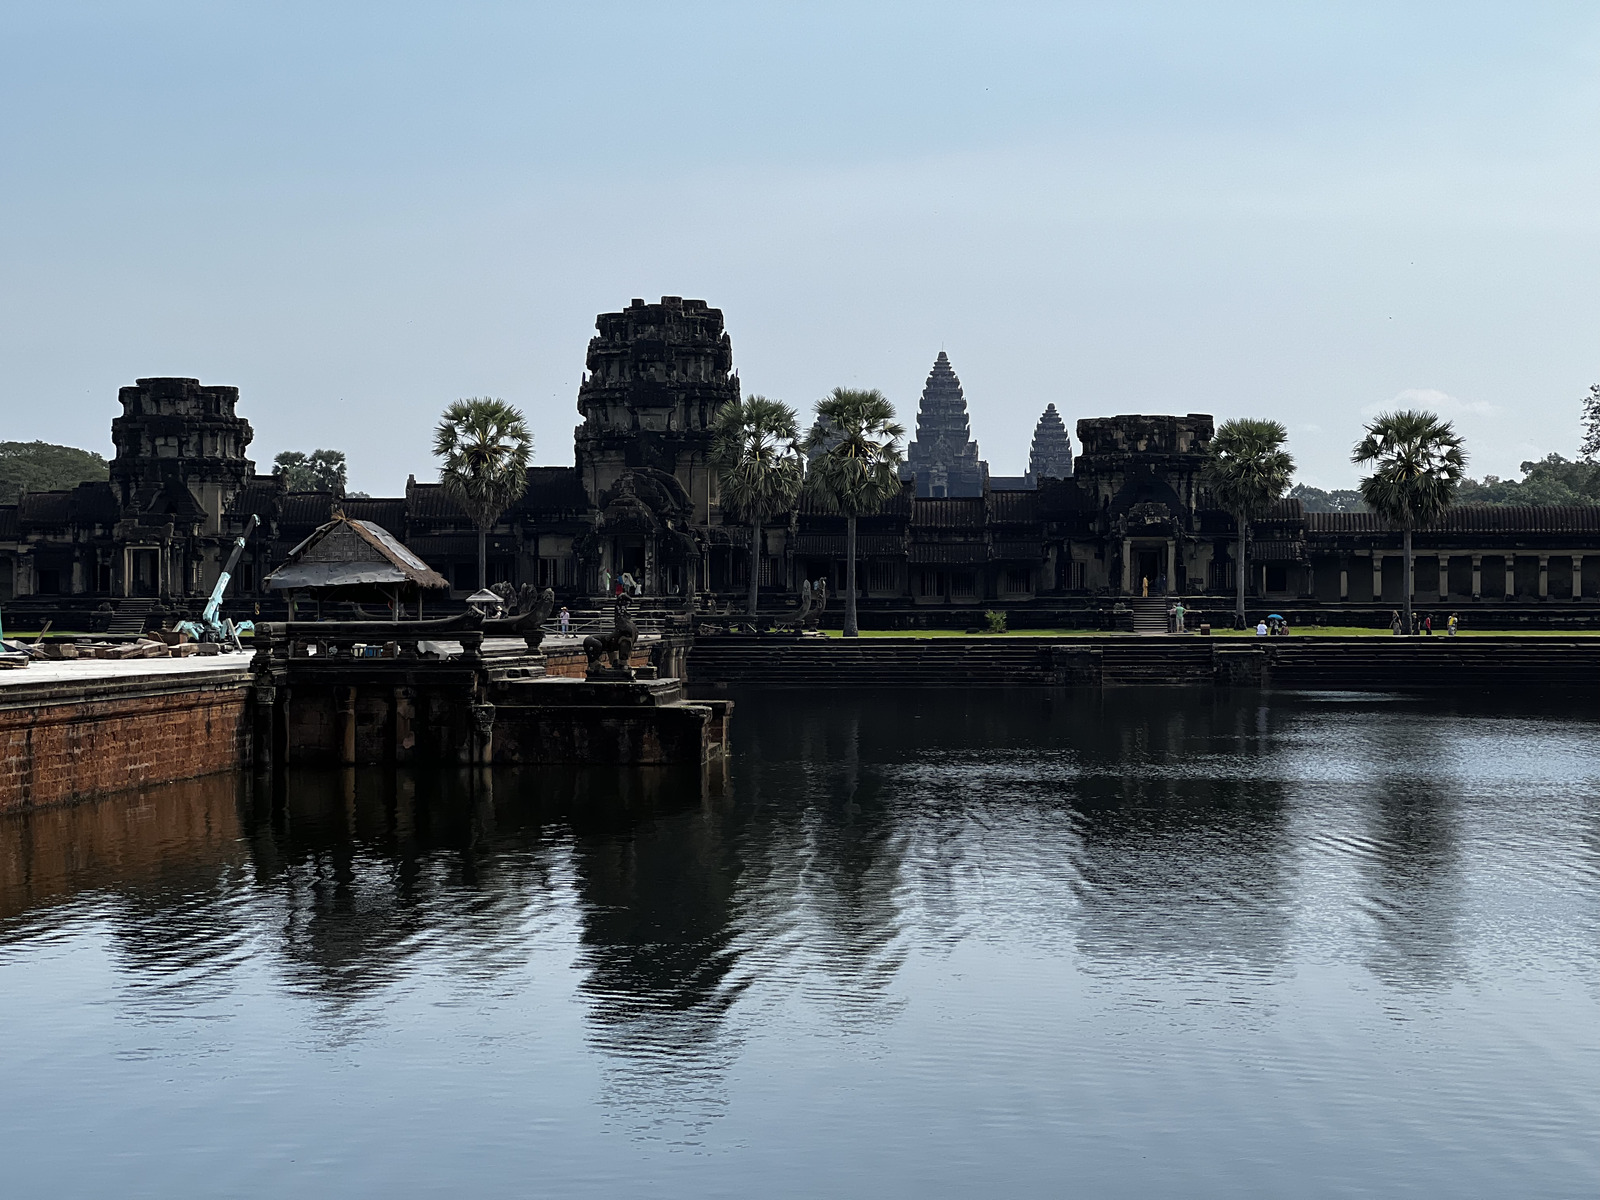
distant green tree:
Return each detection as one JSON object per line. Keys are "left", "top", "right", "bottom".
{"left": 272, "top": 449, "right": 347, "bottom": 493}
{"left": 1353, "top": 410, "right": 1467, "bottom": 636}
{"left": 1204, "top": 419, "right": 1294, "bottom": 627}
{"left": 803, "top": 388, "right": 905, "bottom": 638}
{"left": 433, "top": 397, "right": 531, "bottom": 590}
{"left": 1289, "top": 482, "right": 1367, "bottom": 513}
{"left": 1455, "top": 453, "right": 1600, "bottom": 506}
{"left": 711, "top": 395, "right": 803, "bottom": 622}
{"left": 0, "top": 441, "right": 109, "bottom": 498}
{"left": 1580, "top": 383, "right": 1600, "bottom": 463}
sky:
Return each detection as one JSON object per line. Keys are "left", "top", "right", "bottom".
{"left": 3, "top": 2, "right": 1599, "bottom": 493}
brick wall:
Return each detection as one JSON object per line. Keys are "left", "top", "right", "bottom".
{"left": 541, "top": 645, "right": 654, "bottom": 678}
{"left": 0, "top": 680, "right": 251, "bottom": 813}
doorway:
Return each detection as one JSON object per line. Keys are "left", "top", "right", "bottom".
{"left": 130, "top": 549, "right": 159, "bottom": 596}
{"left": 1136, "top": 549, "right": 1162, "bottom": 593}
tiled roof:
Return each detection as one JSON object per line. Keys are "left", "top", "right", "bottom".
{"left": 1251, "top": 540, "right": 1306, "bottom": 562}
{"left": 987, "top": 490, "right": 1040, "bottom": 523}
{"left": 341, "top": 497, "right": 407, "bottom": 529}
{"left": 991, "top": 539, "right": 1044, "bottom": 560}
{"left": 0, "top": 505, "right": 17, "bottom": 538}
{"left": 276, "top": 492, "right": 340, "bottom": 528}
{"left": 793, "top": 533, "right": 904, "bottom": 557}
{"left": 517, "top": 467, "right": 589, "bottom": 513}
{"left": 18, "top": 491, "right": 74, "bottom": 527}
{"left": 226, "top": 476, "right": 284, "bottom": 518}
{"left": 405, "top": 483, "right": 467, "bottom": 521}
{"left": 909, "top": 543, "right": 988, "bottom": 565}
{"left": 1305, "top": 504, "right": 1600, "bottom": 535}
{"left": 911, "top": 497, "right": 986, "bottom": 528}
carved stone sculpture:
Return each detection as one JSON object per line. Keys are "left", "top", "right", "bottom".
{"left": 583, "top": 594, "right": 639, "bottom": 678}
{"left": 803, "top": 578, "right": 828, "bottom": 632}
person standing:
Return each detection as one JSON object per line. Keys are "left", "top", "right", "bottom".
{"left": 1447, "top": 613, "right": 1458, "bottom": 637}
{"left": 600, "top": 567, "right": 611, "bottom": 596}
{"left": 558, "top": 606, "right": 570, "bottom": 635}
{"left": 1423, "top": 614, "right": 1433, "bottom": 636}
{"left": 1175, "top": 600, "right": 1186, "bottom": 633}
{"left": 1142, "top": 576, "right": 1150, "bottom": 598}
{"left": 1390, "top": 610, "right": 1403, "bottom": 636}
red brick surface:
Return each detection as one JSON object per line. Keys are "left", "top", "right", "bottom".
{"left": 0, "top": 686, "right": 250, "bottom": 813}
{"left": 542, "top": 646, "right": 653, "bottom": 678}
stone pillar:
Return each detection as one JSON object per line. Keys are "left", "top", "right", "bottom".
{"left": 1120, "top": 537, "right": 1132, "bottom": 594}
{"left": 1505, "top": 558, "right": 1516, "bottom": 599}
{"left": 336, "top": 686, "right": 357, "bottom": 766}
{"left": 1339, "top": 555, "right": 1349, "bottom": 601}
{"left": 1539, "top": 555, "right": 1549, "bottom": 598}
{"left": 1471, "top": 553, "right": 1482, "bottom": 599}
{"left": 1165, "top": 540, "right": 1176, "bottom": 593}
{"left": 1372, "top": 553, "right": 1384, "bottom": 603}
{"left": 1575, "top": 555, "right": 1584, "bottom": 601}
{"left": 394, "top": 686, "right": 417, "bottom": 763}
{"left": 471, "top": 703, "right": 496, "bottom": 766}
{"left": 1438, "top": 555, "right": 1448, "bottom": 600}
{"left": 253, "top": 685, "right": 276, "bottom": 773}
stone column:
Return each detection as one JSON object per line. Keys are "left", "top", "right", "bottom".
{"left": 1505, "top": 558, "right": 1516, "bottom": 599}
{"left": 1372, "top": 553, "right": 1384, "bottom": 603}
{"left": 1574, "top": 555, "right": 1584, "bottom": 601}
{"left": 1471, "top": 553, "right": 1482, "bottom": 599}
{"left": 336, "top": 686, "right": 358, "bottom": 766}
{"left": 1121, "top": 537, "right": 1132, "bottom": 594}
{"left": 1339, "top": 554, "right": 1349, "bottom": 601}
{"left": 471, "top": 703, "right": 496, "bottom": 766}
{"left": 394, "top": 686, "right": 416, "bottom": 763}
{"left": 1438, "top": 554, "right": 1448, "bottom": 600}
{"left": 1165, "top": 540, "right": 1176, "bottom": 593}
{"left": 1538, "top": 555, "right": 1549, "bottom": 598}
{"left": 253, "top": 685, "right": 276, "bottom": 774}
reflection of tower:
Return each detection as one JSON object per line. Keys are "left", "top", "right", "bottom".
{"left": 903, "top": 351, "right": 987, "bottom": 498}
{"left": 1026, "top": 403, "right": 1074, "bottom": 483}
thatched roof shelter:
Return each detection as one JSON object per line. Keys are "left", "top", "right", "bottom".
{"left": 264, "top": 515, "right": 448, "bottom": 618}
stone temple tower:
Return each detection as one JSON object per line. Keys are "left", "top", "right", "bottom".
{"left": 904, "top": 351, "right": 988, "bottom": 498}
{"left": 574, "top": 296, "right": 740, "bottom": 523}
{"left": 1026, "top": 403, "right": 1075, "bottom": 482}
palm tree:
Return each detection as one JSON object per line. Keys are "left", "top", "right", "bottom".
{"left": 1204, "top": 418, "right": 1295, "bottom": 628}
{"left": 711, "top": 395, "right": 803, "bottom": 624}
{"left": 433, "top": 397, "right": 532, "bottom": 592}
{"left": 803, "top": 388, "right": 905, "bottom": 637}
{"left": 1352, "top": 409, "right": 1467, "bottom": 635}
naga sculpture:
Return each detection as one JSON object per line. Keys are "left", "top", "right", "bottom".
{"left": 583, "top": 594, "right": 639, "bottom": 676}
{"left": 484, "top": 585, "right": 556, "bottom": 651}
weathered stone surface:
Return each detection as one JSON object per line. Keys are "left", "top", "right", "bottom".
{"left": 904, "top": 351, "right": 988, "bottom": 498}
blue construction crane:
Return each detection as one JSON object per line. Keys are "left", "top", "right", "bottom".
{"left": 175, "top": 514, "right": 259, "bottom": 651}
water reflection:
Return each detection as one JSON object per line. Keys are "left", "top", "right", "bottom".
{"left": 1, "top": 687, "right": 1599, "bottom": 1192}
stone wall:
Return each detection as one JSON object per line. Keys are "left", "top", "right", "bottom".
{"left": 0, "top": 669, "right": 252, "bottom": 813}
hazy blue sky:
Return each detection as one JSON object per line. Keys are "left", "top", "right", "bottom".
{"left": 4, "top": 2, "right": 1599, "bottom": 492}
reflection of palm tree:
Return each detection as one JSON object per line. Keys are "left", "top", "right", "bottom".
{"left": 1353, "top": 779, "right": 1464, "bottom": 992}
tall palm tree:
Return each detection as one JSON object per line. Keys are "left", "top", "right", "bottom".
{"left": 1204, "top": 418, "right": 1295, "bottom": 628}
{"left": 1352, "top": 409, "right": 1467, "bottom": 635}
{"left": 433, "top": 397, "right": 532, "bottom": 592}
{"left": 803, "top": 388, "right": 905, "bottom": 638}
{"left": 711, "top": 395, "right": 803, "bottom": 622}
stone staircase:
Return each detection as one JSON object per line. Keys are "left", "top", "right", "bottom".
{"left": 1130, "top": 597, "right": 1170, "bottom": 635}
{"left": 1265, "top": 638, "right": 1600, "bottom": 689}
{"left": 688, "top": 635, "right": 1600, "bottom": 691}
{"left": 106, "top": 599, "right": 154, "bottom": 637}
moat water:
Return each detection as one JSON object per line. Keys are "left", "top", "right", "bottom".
{"left": 2, "top": 688, "right": 1598, "bottom": 1198}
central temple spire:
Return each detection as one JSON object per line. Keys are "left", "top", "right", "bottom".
{"left": 904, "top": 351, "right": 988, "bottom": 498}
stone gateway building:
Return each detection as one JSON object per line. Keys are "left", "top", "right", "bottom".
{"left": 3, "top": 295, "right": 1599, "bottom": 630}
